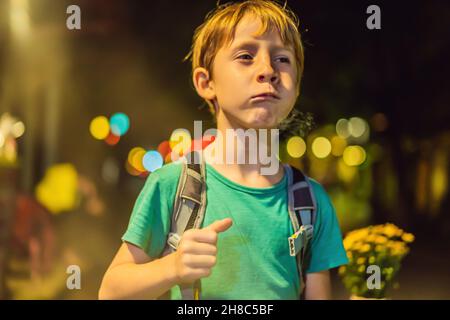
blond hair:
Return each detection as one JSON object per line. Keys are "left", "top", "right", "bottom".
{"left": 184, "top": 0, "right": 304, "bottom": 114}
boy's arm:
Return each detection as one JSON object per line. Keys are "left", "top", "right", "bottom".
{"left": 304, "top": 270, "right": 331, "bottom": 300}
{"left": 99, "top": 242, "right": 179, "bottom": 300}
{"left": 99, "top": 218, "right": 232, "bottom": 300}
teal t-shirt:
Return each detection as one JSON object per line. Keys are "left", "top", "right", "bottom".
{"left": 122, "top": 162, "right": 348, "bottom": 299}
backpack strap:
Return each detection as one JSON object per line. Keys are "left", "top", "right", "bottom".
{"left": 161, "top": 151, "right": 206, "bottom": 300}
{"left": 283, "top": 164, "right": 317, "bottom": 299}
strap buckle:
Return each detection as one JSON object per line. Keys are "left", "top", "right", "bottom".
{"left": 167, "top": 232, "right": 181, "bottom": 250}
{"left": 288, "top": 225, "right": 314, "bottom": 256}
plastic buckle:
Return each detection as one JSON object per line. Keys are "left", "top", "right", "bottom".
{"left": 288, "top": 225, "right": 313, "bottom": 257}
{"left": 289, "top": 228, "right": 304, "bottom": 257}
{"left": 168, "top": 232, "right": 181, "bottom": 250}
{"left": 303, "top": 225, "right": 314, "bottom": 241}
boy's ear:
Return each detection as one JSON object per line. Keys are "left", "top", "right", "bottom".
{"left": 193, "top": 67, "right": 216, "bottom": 101}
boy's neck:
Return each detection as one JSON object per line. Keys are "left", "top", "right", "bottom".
{"left": 202, "top": 116, "right": 284, "bottom": 188}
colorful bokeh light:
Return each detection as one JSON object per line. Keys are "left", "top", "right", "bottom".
{"left": 286, "top": 136, "right": 306, "bottom": 158}
{"left": 343, "top": 145, "right": 367, "bottom": 166}
{"left": 127, "top": 147, "right": 146, "bottom": 173}
{"left": 12, "top": 121, "right": 25, "bottom": 138}
{"left": 105, "top": 131, "right": 120, "bottom": 146}
{"left": 110, "top": 112, "right": 130, "bottom": 136}
{"left": 312, "top": 137, "right": 332, "bottom": 159}
{"left": 336, "top": 119, "right": 351, "bottom": 139}
{"left": 337, "top": 158, "right": 358, "bottom": 183}
{"left": 35, "top": 163, "right": 79, "bottom": 214}
{"left": 331, "top": 136, "right": 347, "bottom": 157}
{"left": 157, "top": 140, "right": 172, "bottom": 159}
{"left": 143, "top": 150, "right": 164, "bottom": 172}
{"left": 348, "top": 117, "right": 367, "bottom": 138}
{"left": 90, "top": 116, "right": 110, "bottom": 140}
{"left": 169, "top": 128, "right": 192, "bottom": 156}
{"left": 125, "top": 160, "right": 142, "bottom": 176}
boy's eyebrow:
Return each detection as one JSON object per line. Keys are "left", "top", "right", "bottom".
{"left": 229, "top": 39, "right": 293, "bottom": 54}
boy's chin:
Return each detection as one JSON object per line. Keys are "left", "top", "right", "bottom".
{"left": 249, "top": 113, "right": 280, "bottom": 129}
{"left": 242, "top": 117, "right": 279, "bottom": 130}
{"left": 226, "top": 109, "right": 281, "bottom": 130}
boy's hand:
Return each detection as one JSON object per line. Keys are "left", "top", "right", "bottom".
{"left": 174, "top": 218, "right": 232, "bottom": 285}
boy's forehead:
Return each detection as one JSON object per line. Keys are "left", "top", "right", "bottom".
{"left": 226, "top": 15, "right": 288, "bottom": 50}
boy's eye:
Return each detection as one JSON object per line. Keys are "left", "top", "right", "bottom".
{"left": 237, "top": 53, "right": 253, "bottom": 60}
{"left": 236, "top": 54, "right": 290, "bottom": 64}
{"left": 276, "top": 57, "right": 291, "bottom": 64}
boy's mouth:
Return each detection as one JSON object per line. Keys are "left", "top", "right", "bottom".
{"left": 251, "top": 92, "right": 280, "bottom": 100}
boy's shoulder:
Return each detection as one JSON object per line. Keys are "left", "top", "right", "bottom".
{"left": 304, "top": 175, "right": 332, "bottom": 209}
{"left": 287, "top": 165, "right": 328, "bottom": 200}
{"left": 150, "top": 161, "right": 183, "bottom": 184}
{"left": 306, "top": 176, "right": 326, "bottom": 196}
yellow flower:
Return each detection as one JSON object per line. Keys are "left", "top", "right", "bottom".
{"left": 366, "top": 234, "right": 377, "bottom": 243}
{"left": 392, "top": 246, "right": 408, "bottom": 256}
{"left": 343, "top": 224, "right": 414, "bottom": 283}
{"left": 385, "top": 240, "right": 393, "bottom": 247}
{"left": 353, "top": 242, "right": 363, "bottom": 251}
{"left": 401, "top": 233, "right": 415, "bottom": 243}
{"left": 375, "top": 236, "right": 388, "bottom": 244}
{"left": 359, "top": 244, "right": 371, "bottom": 253}
{"left": 345, "top": 229, "right": 369, "bottom": 243}
{"left": 343, "top": 238, "right": 354, "bottom": 250}
{"left": 388, "top": 241, "right": 408, "bottom": 256}
{"left": 371, "top": 225, "right": 385, "bottom": 234}
{"left": 383, "top": 223, "right": 400, "bottom": 238}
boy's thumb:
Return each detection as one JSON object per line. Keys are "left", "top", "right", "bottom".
{"left": 205, "top": 218, "right": 233, "bottom": 233}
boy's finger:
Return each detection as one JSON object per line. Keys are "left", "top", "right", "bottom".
{"left": 183, "top": 254, "right": 216, "bottom": 268}
{"left": 187, "top": 242, "right": 217, "bottom": 255}
{"left": 204, "top": 218, "right": 233, "bottom": 234}
{"left": 189, "top": 230, "right": 218, "bottom": 244}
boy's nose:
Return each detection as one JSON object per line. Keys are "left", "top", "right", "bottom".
{"left": 257, "top": 64, "right": 279, "bottom": 85}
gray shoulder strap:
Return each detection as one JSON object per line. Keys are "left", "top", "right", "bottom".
{"left": 161, "top": 151, "right": 206, "bottom": 300}
{"left": 284, "top": 164, "right": 317, "bottom": 230}
{"left": 284, "top": 163, "right": 317, "bottom": 299}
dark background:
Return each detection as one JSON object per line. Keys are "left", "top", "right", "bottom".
{"left": 0, "top": 0, "right": 449, "bottom": 299}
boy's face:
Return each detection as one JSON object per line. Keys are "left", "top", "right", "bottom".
{"left": 208, "top": 14, "right": 298, "bottom": 130}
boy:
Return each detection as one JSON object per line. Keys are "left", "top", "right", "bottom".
{"left": 99, "top": 0, "right": 348, "bottom": 300}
